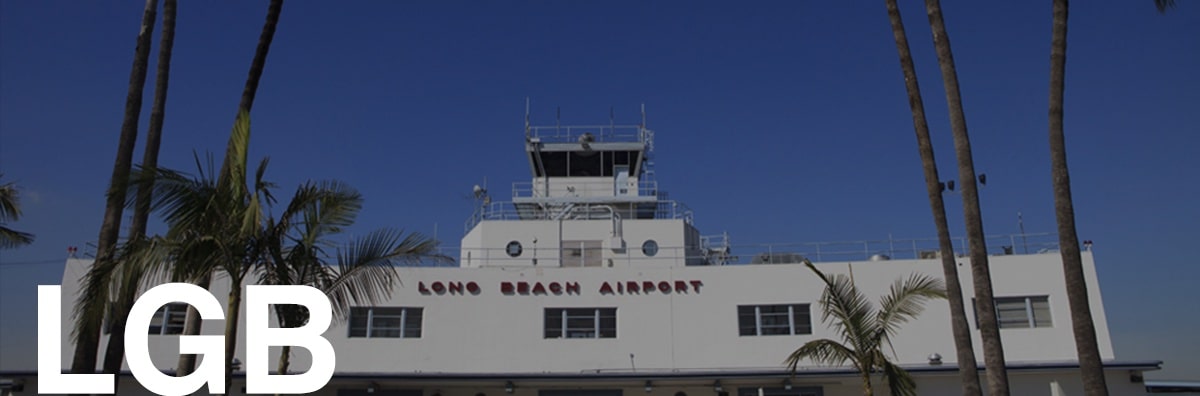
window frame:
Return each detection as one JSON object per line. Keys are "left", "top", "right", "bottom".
{"left": 348, "top": 307, "right": 423, "bottom": 339}
{"left": 974, "top": 295, "right": 1052, "bottom": 329}
{"left": 544, "top": 308, "right": 617, "bottom": 339}
{"left": 148, "top": 302, "right": 189, "bottom": 335}
{"left": 737, "top": 304, "right": 812, "bottom": 336}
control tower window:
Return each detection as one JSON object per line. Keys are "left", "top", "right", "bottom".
{"left": 642, "top": 240, "right": 659, "bottom": 257}
{"left": 506, "top": 241, "right": 523, "bottom": 257}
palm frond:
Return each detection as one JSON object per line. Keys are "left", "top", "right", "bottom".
{"left": 785, "top": 338, "right": 857, "bottom": 372}
{"left": 876, "top": 273, "right": 946, "bottom": 345}
{"left": 0, "top": 178, "right": 23, "bottom": 222}
{"left": 878, "top": 353, "right": 919, "bottom": 396}
{"left": 1156, "top": 0, "right": 1176, "bottom": 13}
{"left": 805, "top": 261, "right": 877, "bottom": 354}
{"left": 0, "top": 226, "right": 35, "bottom": 249}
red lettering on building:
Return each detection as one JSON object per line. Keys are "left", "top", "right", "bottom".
{"left": 532, "top": 282, "right": 547, "bottom": 294}
{"left": 690, "top": 280, "right": 703, "bottom": 293}
{"left": 501, "top": 282, "right": 514, "bottom": 295}
{"left": 467, "top": 282, "right": 481, "bottom": 294}
{"left": 626, "top": 281, "right": 640, "bottom": 293}
{"left": 565, "top": 282, "right": 581, "bottom": 294}
{"left": 517, "top": 282, "right": 530, "bottom": 294}
{"left": 418, "top": 282, "right": 431, "bottom": 294}
{"left": 549, "top": 282, "right": 563, "bottom": 294}
{"left": 642, "top": 281, "right": 655, "bottom": 293}
{"left": 658, "top": 281, "right": 671, "bottom": 293}
{"left": 431, "top": 282, "right": 446, "bottom": 294}
{"left": 674, "top": 280, "right": 688, "bottom": 293}
{"left": 599, "top": 282, "right": 614, "bottom": 294}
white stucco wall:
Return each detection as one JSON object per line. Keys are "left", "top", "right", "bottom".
{"left": 52, "top": 251, "right": 1117, "bottom": 376}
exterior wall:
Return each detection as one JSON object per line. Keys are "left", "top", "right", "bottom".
{"left": 53, "top": 252, "right": 1116, "bottom": 376}
{"left": 461, "top": 219, "right": 690, "bottom": 268}
{"left": 531, "top": 177, "right": 639, "bottom": 199}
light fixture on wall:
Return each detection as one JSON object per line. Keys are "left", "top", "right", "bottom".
{"left": 367, "top": 382, "right": 379, "bottom": 393}
{"left": 713, "top": 380, "right": 723, "bottom": 393}
{"left": 644, "top": 381, "right": 653, "bottom": 392}
{"left": 505, "top": 381, "right": 515, "bottom": 394}
{"left": 783, "top": 379, "right": 792, "bottom": 391}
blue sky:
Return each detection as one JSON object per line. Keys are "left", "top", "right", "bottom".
{"left": 2, "top": 0, "right": 1197, "bottom": 379}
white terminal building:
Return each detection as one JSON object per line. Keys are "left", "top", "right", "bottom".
{"left": 7, "top": 114, "right": 1161, "bottom": 395}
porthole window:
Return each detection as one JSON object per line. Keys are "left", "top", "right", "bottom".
{"left": 506, "top": 241, "right": 523, "bottom": 257}
{"left": 642, "top": 240, "right": 659, "bottom": 257}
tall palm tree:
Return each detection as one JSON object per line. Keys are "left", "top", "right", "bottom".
{"left": 1155, "top": 0, "right": 1176, "bottom": 12}
{"left": 146, "top": 112, "right": 272, "bottom": 389}
{"left": 883, "top": 1, "right": 981, "bottom": 394}
{"left": 786, "top": 261, "right": 946, "bottom": 396}
{"left": 920, "top": 1, "right": 1009, "bottom": 394}
{"left": 260, "top": 181, "right": 448, "bottom": 373}
{"left": 0, "top": 175, "right": 35, "bottom": 249}
{"left": 179, "top": 0, "right": 284, "bottom": 376}
{"left": 100, "top": 0, "right": 179, "bottom": 380}
{"left": 71, "top": 0, "right": 159, "bottom": 376}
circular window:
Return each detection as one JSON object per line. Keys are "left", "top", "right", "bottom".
{"left": 642, "top": 240, "right": 659, "bottom": 257}
{"left": 506, "top": 241, "right": 523, "bottom": 257}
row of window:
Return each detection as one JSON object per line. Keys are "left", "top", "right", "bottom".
{"left": 135, "top": 296, "right": 1053, "bottom": 337}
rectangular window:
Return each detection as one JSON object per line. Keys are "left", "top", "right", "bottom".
{"left": 975, "top": 296, "right": 1052, "bottom": 329}
{"left": 348, "top": 307, "right": 422, "bottom": 338}
{"left": 738, "top": 304, "right": 812, "bottom": 336}
{"left": 561, "top": 240, "right": 603, "bottom": 267}
{"left": 544, "top": 308, "right": 616, "bottom": 338}
{"left": 148, "top": 303, "right": 188, "bottom": 335}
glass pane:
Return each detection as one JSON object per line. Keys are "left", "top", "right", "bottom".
{"left": 545, "top": 309, "right": 563, "bottom": 338}
{"left": 373, "top": 307, "right": 406, "bottom": 316}
{"left": 404, "top": 308, "right": 422, "bottom": 334}
{"left": 738, "top": 306, "right": 757, "bottom": 336}
{"left": 372, "top": 328, "right": 401, "bottom": 338}
{"left": 349, "top": 309, "right": 369, "bottom": 328}
{"left": 792, "top": 305, "right": 812, "bottom": 335}
{"left": 1031, "top": 298, "right": 1052, "bottom": 327}
{"left": 995, "top": 298, "right": 1030, "bottom": 329}
{"left": 349, "top": 327, "right": 368, "bottom": 338}
{"left": 373, "top": 316, "right": 403, "bottom": 328}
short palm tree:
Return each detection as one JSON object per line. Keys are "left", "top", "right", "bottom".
{"left": 0, "top": 175, "right": 35, "bottom": 249}
{"left": 259, "top": 180, "right": 449, "bottom": 374}
{"left": 786, "top": 261, "right": 946, "bottom": 396}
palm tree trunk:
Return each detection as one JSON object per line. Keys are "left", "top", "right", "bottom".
{"left": 884, "top": 1, "right": 982, "bottom": 395}
{"left": 921, "top": 1, "right": 1010, "bottom": 395}
{"left": 175, "top": 274, "right": 210, "bottom": 376}
{"left": 183, "top": 0, "right": 283, "bottom": 377}
{"left": 277, "top": 345, "right": 291, "bottom": 375}
{"left": 70, "top": 0, "right": 157, "bottom": 378}
{"left": 224, "top": 277, "right": 245, "bottom": 392}
{"left": 102, "top": 1, "right": 178, "bottom": 384}
{"left": 861, "top": 371, "right": 874, "bottom": 396}
{"left": 218, "top": 0, "right": 283, "bottom": 182}
{"left": 1047, "top": 0, "right": 1109, "bottom": 394}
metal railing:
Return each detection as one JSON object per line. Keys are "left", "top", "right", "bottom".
{"left": 442, "top": 232, "right": 1066, "bottom": 267}
{"left": 464, "top": 200, "right": 695, "bottom": 232}
{"left": 526, "top": 124, "right": 652, "bottom": 146}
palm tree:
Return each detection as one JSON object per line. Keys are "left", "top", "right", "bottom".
{"left": 786, "top": 261, "right": 946, "bottom": 396}
{"left": 882, "top": 1, "right": 981, "bottom": 394}
{"left": 1155, "top": 0, "right": 1176, "bottom": 12}
{"left": 920, "top": 1, "right": 1010, "bottom": 394}
{"left": 179, "top": 0, "right": 284, "bottom": 376}
{"left": 145, "top": 112, "right": 272, "bottom": 389}
{"left": 0, "top": 175, "right": 35, "bottom": 249}
{"left": 260, "top": 181, "right": 448, "bottom": 373}
{"left": 71, "top": 0, "right": 159, "bottom": 376}
{"left": 100, "top": 0, "right": 179, "bottom": 380}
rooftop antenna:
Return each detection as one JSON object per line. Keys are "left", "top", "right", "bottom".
{"left": 556, "top": 106, "right": 561, "bottom": 136}
{"left": 609, "top": 106, "right": 615, "bottom": 138}
{"left": 524, "top": 97, "right": 531, "bottom": 139}
{"left": 640, "top": 103, "right": 646, "bottom": 128}
{"left": 1018, "top": 211, "right": 1029, "bottom": 254}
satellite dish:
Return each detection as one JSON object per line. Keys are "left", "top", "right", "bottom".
{"left": 472, "top": 184, "right": 488, "bottom": 199}
{"left": 978, "top": 173, "right": 987, "bottom": 185}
